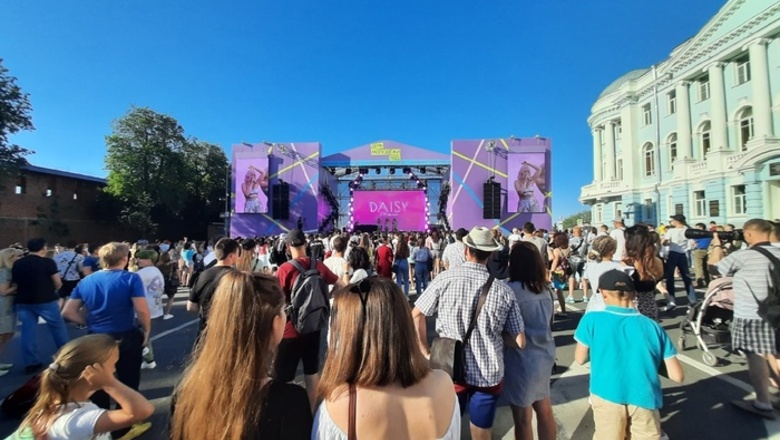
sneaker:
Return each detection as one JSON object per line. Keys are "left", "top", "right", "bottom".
{"left": 565, "top": 297, "right": 576, "bottom": 304}
{"left": 117, "top": 422, "right": 152, "bottom": 440}
{"left": 141, "top": 361, "right": 157, "bottom": 370}
{"left": 163, "top": 314, "right": 174, "bottom": 320}
{"left": 661, "top": 302, "right": 677, "bottom": 312}
{"left": 583, "top": 296, "right": 589, "bottom": 303}
{"left": 0, "top": 363, "right": 12, "bottom": 370}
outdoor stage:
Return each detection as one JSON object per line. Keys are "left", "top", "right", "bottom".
{"left": 229, "top": 138, "right": 551, "bottom": 237}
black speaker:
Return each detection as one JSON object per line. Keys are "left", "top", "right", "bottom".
{"left": 272, "top": 183, "right": 290, "bottom": 220}
{"left": 483, "top": 182, "right": 501, "bottom": 219}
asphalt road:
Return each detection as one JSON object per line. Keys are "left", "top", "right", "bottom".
{"left": 0, "top": 281, "right": 777, "bottom": 439}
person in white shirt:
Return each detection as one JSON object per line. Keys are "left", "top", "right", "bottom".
{"left": 609, "top": 218, "right": 626, "bottom": 262}
{"left": 662, "top": 214, "right": 697, "bottom": 310}
{"left": 135, "top": 250, "right": 164, "bottom": 370}
{"left": 323, "top": 236, "right": 348, "bottom": 292}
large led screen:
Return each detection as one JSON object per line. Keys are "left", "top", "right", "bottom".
{"left": 234, "top": 157, "right": 269, "bottom": 213}
{"left": 507, "top": 153, "right": 548, "bottom": 213}
{"left": 352, "top": 190, "right": 427, "bottom": 231}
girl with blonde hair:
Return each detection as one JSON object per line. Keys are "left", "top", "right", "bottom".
{"left": 0, "top": 248, "right": 23, "bottom": 375}
{"left": 12, "top": 334, "right": 153, "bottom": 439}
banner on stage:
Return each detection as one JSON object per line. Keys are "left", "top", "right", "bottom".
{"left": 507, "top": 153, "right": 547, "bottom": 213}
{"left": 352, "top": 190, "right": 427, "bottom": 231}
{"left": 234, "top": 157, "right": 269, "bottom": 214}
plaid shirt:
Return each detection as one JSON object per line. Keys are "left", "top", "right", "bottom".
{"left": 416, "top": 262, "right": 524, "bottom": 387}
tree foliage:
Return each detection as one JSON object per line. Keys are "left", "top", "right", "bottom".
{"left": 103, "top": 107, "right": 228, "bottom": 239}
{"left": 562, "top": 210, "right": 592, "bottom": 230}
{"left": 0, "top": 58, "right": 33, "bottom": 176}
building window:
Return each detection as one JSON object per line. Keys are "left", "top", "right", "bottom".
{"left": 675, "top": 203, "right": 684, "bottom": 216}
{"left": 45, "top": 188, "right": 52, "bottom": 198}
{"left": 615, "top": 202, "right": 623, "bottom": 219}
{"left": 709, "top": 200, "right": 720, "bottom": 217}
{"left": 700, "top": 121, "right": 712, "bottom": 159}
{"left": 644, "top": 198, "right": 653, "bottom": 220}
{"left": 595, "top": 204, "right": 603, "bottom": 223}
{"left": 667, "top": 90, "right": 677, "bottom": 115}
{"left": 642, "top": 104, "right": 652, "bottom": 126}
{"left": 617, "top": 158, "right": 623, "bottom": 180}
{"left": 694, "top": 191, "right": 706, "bottom": 217}
{"left": 73, "top": 192, "right": 78, "bottom": 200}
{"left": 698, "top": 75, "right": 710, "bottom": 101}
{"left": 732, "top": 185, "right": 747, "bottom": 215}
{"left": 643, "top": 142, "right": 656, "bottom": 177}
{"left": 735, "top": 55, "right": 751, "bottom": 85}
{"left": 15, "top": 177, "right": 26, "bottom": 195}
{"left": 738, "top": 107, "right": 754, "bottom": 151}
{"left": 667, "top": 133, "right": 678, "bottom": 169}
{"left": 614, "top": 122, "right": 622, "bottom": 140}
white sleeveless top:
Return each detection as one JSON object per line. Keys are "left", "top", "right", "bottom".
{"left": 312, "top": 396, "right": 460, "bottom": 440}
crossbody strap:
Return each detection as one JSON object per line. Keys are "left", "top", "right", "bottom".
{"left": 348, "top": 383, "right": 357, "bottom": 440}
{"left": 463, "top": 275, "right": 495, "bottom": 346}
{"left": 62, "top": 254, "right": 79, "bottom": 278}
{"left": 746, "top": 246, "right": 780, "bottom": 306}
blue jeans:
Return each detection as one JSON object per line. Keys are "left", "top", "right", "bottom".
{"left": 395, "top": 259, "right": 410, "bottom": 296}
{"left": 665, "top": 251, "right": 697, "bottom": 304}
{"left": 17, "top": 301, "right": 69, "bottom": 366}
{"left": 415, "top": 262, "right": 429, "bottom": 295}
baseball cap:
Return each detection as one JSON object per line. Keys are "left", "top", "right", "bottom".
{"left": 285, "top": 229, "right": 306, "bottom": 247}
{"left": 599, "top": 270, "right": 635, "bottom": 292}
{"left": 670, "top": 214, "right": 687, "bottom": 224}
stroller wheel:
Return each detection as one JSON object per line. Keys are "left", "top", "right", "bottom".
{"left": 702, "top": 351, "right": 718, "bottom": 367}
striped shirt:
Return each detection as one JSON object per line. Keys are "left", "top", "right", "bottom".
{"left": 415, "top": 262, "right": 524, "bottom": 387}
{"left": 717, "top": 244, "right": 780, "bottom": 320}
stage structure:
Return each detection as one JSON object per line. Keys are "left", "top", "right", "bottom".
{"left": 229, "top": 137, "right": 551, "bottom": 237}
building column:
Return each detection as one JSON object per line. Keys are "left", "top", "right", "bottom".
{"left": 708, "top": 62, "right": 728, "bottom": 152}
{"left": 605, "top": 121, "right": 616, "bottom": 180}
{"left": 675, "top": 81, "right": 693, "bottom": 159}
{"left": 592, "top": 127, "right": 603, "bottom": 182}
{"left": 749, "top": 39, "right": 774, "bottom": 138}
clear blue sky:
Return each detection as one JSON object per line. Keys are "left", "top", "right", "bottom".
{"left": 0, "top": 0, "right": 723, "bottom": 218}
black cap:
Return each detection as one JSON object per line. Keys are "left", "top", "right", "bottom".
{"left": 285, "top": 229, "right": 306, "bottom": 247}
{"left": 456, "top": 228, "right": 469, "bottom": 239}
{"left": 599, "top": 270, "right": 635, "bottom": 292}
{"left": 670, "top": 214, "right": 687, "bottom": 224}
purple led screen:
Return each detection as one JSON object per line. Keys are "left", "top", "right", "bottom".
{"left": 234, "top": 157, "right": 269, "bottom": 213}
{"left": 230, "top": 142, "right": 322, "bottom": 237}
{"left": 507, "top": 153, "right": 547, "bottom": 213}
{"left": 352, "top": 191, "right": 428, "bottom": 231}
{"left": 449, "top": 138, "right": 551, "bottom": 233}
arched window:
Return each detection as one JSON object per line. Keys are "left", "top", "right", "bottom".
{"left": 617, "top": 158, "right": 623, "bottom": 180}
{"left": 667, "top": 133, "right": 678, "bottom": 169}
{"left": 738, "top": 107, "right": 753, "bottom": 151}
{"left": 699, "top": 121, "right": 711, "bottom": 159}
{"left": 643, "top": 142, "right": 656, "bottom": 177}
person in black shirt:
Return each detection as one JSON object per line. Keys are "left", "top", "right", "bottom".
{"left": 186, "top": 238, "right": 239, "bottom": 338}
{"left": 171, "top": 271, "right": 312, "bottom": 440}
{"left": 12, "top": 238, "right": 69, "bottom": 373}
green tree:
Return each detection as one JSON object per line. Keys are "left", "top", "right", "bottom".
{"left": 180, "top": 140, "right": 229, "bottom": 234}
{"left": 562, "top": 210, "right": 592, "bottom": 230}
{"left": 0, "top": 58, "right": 34, "bottom": 177}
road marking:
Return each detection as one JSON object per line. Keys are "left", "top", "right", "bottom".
{"left": 676, "top": 354, "right": 753, "bottom": 394}
{"left": 150, "top": 319, "right": 198, "bottom": 342}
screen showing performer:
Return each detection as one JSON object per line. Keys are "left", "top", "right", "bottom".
{"left": 234, "top": 159, "right": 269, "bottom": 213}
{"left": 352, "top": 190, "right": 427, "bottom": 231}
{"left": 507, "top": 153, "right": 548, "bottom": 213}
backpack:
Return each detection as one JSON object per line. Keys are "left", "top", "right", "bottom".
{"left": 558, "top": 249, "right": 573, "bottom": 276}
{"left": 749, "top": 246, "right": 780, "bottom": 327}
{"left": 1, "top": 374, "right": 40, "bottom": 418}
{"left": 287, "top": 259, "right": 330, "bottom": 334}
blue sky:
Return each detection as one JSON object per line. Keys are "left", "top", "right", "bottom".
{"left": 0, "top": 0, "right": 723, "bottom": 218}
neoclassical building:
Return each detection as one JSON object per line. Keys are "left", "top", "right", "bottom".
{"left": 580, "top": 0, "right": 780, "bottom": 227}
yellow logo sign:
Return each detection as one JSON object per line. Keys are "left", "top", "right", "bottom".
{"left": 370, "top": 142, "right": 402, "bottom": 161}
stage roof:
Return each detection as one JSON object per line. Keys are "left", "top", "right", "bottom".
{"left": 322, "top": 140, "right": 450, "bottom": 167}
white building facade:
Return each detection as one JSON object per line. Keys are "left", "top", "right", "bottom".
{"left": 580, "top": 0, "right": 780, "bottom": 227}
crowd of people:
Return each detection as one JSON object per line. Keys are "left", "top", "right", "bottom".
{"left": 0, "top": 214, "right": 778, "bottom": 439}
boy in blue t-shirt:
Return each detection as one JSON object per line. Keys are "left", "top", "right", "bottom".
{"left": 574, "top": 269, "right": 684, "bottom": 439}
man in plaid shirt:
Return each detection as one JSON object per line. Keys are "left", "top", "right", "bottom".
{"left": 412, "top": 227, "right": 526, "bottom": 440}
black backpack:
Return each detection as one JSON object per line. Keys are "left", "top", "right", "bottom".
{"left": 750, "top": 246, "right": 780, "bottom": 328}
{"left": 287, "top": 259, "right": 330, "bottom": 334}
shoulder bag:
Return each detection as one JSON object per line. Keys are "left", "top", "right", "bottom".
{"left": 429, "top": 275, "right": 495, "bottom": 384}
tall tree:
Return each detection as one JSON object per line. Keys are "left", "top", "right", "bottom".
{"left": 562, "top": 210, "right": 592, "bottom": 229}
{"left": 0, "top": 58, "right": 33, "bottom": 176}
{"left": 180, "top": 140, "right": 229, "bottom": 233}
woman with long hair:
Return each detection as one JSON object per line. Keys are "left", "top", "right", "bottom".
{"left": 0, "top": 248, "right": 23, "bottom": 375}
{"left": 413, "top": 238, "right": 432, "bottom": 295}
{"left": 504, "top": 242, "right": 557, "bottom": 440}
{"left": 394, "top": 234, "right": 411, "bottom": 296}
{"left": 426, "top": 230, "right": 444, "bottom": 278}
{"left": 314, "top": 277, "right": 459, "bottom": 439}
{"left": 14, "top": 334, "right": 153, "bottom": 439}
{"left": 624, "top": 224, "right": 664, "bottom": 320}
{"left": 549, "top": 232, "right": 571, "bottom": 317}
{"left": 171, "top": 271, "right": 312, "bottom": 439}
{"left": 235, "top": 239, "right": 260, "bottom": 272}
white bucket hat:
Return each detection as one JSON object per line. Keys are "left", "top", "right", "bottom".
{"left": 463, "top": 227, "right": 501, "bottom": 252}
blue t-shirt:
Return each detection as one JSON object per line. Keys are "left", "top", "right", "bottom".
{"left": 71, "top": 270, "right": 145, "bottom": 333}
{"left": 574, "top": 306, "right": 677, "bottom": 410}
{"left": 694, "top": 238, "right": 712, "bottom": 250}
{"left": 82, "top": 256, "right": 100, "bottom": 273}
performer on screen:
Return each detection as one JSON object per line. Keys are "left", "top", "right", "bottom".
{"left": 241, "top": 165, "right": 269, "bottom": 213}
{"left": 514, "top": 161, "right": 545, "bottom": 213}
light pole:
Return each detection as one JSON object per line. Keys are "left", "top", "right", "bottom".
{"left": 224, "top": 163, "right": 231, "bottom": 237}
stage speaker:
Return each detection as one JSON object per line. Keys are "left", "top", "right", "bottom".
{"left": 483, "top": 182, "right": 501, "bottom": 219}
{"left": 272, "top": 183, "right": 290, "bottom": 220}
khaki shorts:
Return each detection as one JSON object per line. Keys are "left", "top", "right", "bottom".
{"left": 591, "top": 394, "right": 662, "bottom": 440}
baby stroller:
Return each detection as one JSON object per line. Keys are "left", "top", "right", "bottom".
{"left": 678, "top": 277, "right": 734, "bottom": 367}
